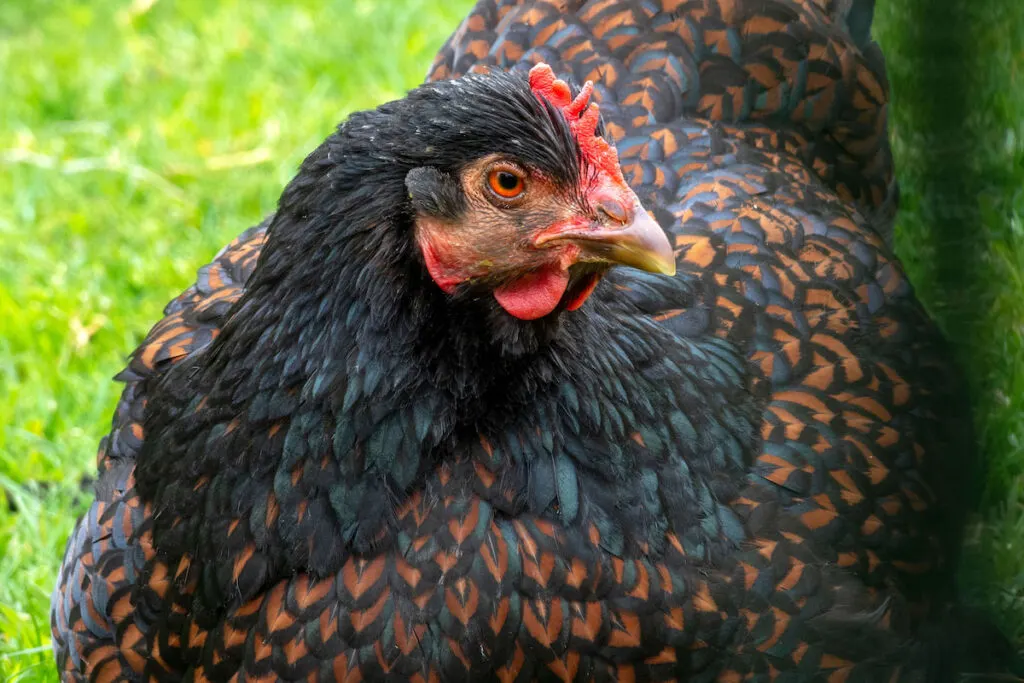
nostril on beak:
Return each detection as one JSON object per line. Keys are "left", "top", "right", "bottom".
{"left": 596, "top": 197, "right": 631, "bottom": 225}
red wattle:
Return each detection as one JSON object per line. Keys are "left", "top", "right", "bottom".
{"left": 493, "top": 264, "right": 570, "bottom": 320}
{"left": 566, "top": 272, "right": 602, "bottom": 311}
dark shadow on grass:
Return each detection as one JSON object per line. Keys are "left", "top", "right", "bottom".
{"left": 887, "top": 0, "right": 988, "bottom": 479}
{"left": 881, "top": 0, "right": 1023, "bottom": 651}
{"left": 887, "top": 0, "right": 989, "bottom": 338}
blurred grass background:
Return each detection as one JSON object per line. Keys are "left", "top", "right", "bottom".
{"left": 0, "top": 0, "right": 1020, "bottom": 679}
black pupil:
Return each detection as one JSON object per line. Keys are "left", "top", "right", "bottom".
{"left": 497, "top": 172, "right": 519, "bottom": 191}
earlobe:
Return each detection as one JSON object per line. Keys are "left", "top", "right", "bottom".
{"left": 405, "top": 167, "right": 465, "bottom": 219}
{"left": 417, "top": 231, "right": 462, "bottom": 294}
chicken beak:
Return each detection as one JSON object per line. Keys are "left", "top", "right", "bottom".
{"left": 535, "top": 196, "right": 677, "bottom": 276}
{"left": 582, "top": 203, "right": 676, "bottom": 276}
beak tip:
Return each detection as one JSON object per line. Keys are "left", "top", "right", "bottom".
{"left": 646, "top": 229, "right": 677, "bottom": 277}
{"left": 634, "top": 208, "right": 676, "bottom": 277}
{"left": 650, "top": 250, "right": 677, "bottom": 277}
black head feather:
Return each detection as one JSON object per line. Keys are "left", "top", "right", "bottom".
{"left": 240, "top": 68, "right": 602, "bottom": 358}
{"left": 273, "top": 68, "right": 585, "bottom": 236}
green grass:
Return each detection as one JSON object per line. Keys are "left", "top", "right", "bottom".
{"left": 0, "top": 0, "right": 1020, "bottom": 679}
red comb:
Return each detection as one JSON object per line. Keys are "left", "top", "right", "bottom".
{"left": 528, "top": 63, "right": 625, "bottom": 184}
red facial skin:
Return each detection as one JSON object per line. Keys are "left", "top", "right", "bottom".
{"left": 415, "top": 63, "right": 675, "bottom": 321}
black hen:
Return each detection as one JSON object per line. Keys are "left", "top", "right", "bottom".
{"left": 52, "top": 1, "right": 1017, "bottom": 681}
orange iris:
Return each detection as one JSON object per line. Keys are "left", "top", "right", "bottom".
{"left": 487, "top": 169, "right": 525, "bottom": 199}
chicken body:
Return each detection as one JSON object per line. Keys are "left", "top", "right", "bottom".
{"left": 52, "top": 1, "right": 1011, "bottom": 681}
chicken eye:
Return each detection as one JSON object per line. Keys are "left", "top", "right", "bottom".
{"left": 486, "top": 169, "right": 526, "bottom": 200}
